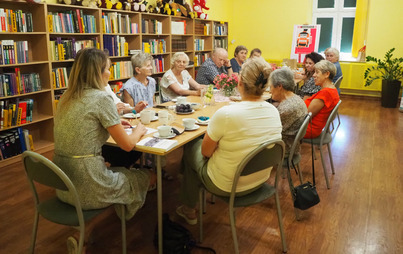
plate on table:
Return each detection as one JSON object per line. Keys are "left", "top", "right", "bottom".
{"left": 175, "top": 109, "right": 195, "bottom": 115}
{"left": 153, "top": 133, "right": 177, "bottom": 139}
{"left": 122, "top": 113, "right": 140, "bottom": 119}
{"left": 151, "top": 115, "right": 158, "bottom": 121}
{"left": 171, "top": 99, "right": 177, "bottom": 102}
{"left": 185, "top": 125, "right": 200, "bottom": 131}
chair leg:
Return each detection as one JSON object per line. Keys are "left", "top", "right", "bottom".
{"left": 210, "top": 194, "right": 216, "bottom": 204}
{"left": 120, "top": 205, "right": 126, "bottom": 254}
{"left": 275, "top": 192, "right": 287, "bottom": 253}
{"left": 319, "top": 146, "right": 331, "bottom": 189}
{"left": 336, "top": 112, "right": 341, "bottom": 129}
{"left": 229, "top": 206, "right": 239, "bottom": 254}
{"left": 199, "top": 188, "right": 204, "bottom": 243}
{"left": 327, "top": 144, "right": 335, "bottom": 175}
{"left": 202, "top": 189, "right": 206, "bottom": 214}
{"left": 77, "top": 225, "right": 85, "bottom": 254}
{"left": 29, "top": 211, "right": 39, "bottom": 254}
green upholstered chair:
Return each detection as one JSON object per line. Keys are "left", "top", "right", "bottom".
{"left": 22, "top": 151, "right": 127, "bottom": 254}
{"left": 302, "top": 100, "right": 342, "bottom": 189}
{"left": 198, "top": 139, "right": 287, "bottom": 254}
{"left": 283, "top": 112, "right": 312, "bottom": 184}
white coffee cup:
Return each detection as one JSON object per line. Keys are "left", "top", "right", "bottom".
{"left": 177, "top": 96, "right": 187, "bottom": 105}
{"left": 140, "top": 110, "right": 152, "bottom": 124}
{"left": 158, "top": 125, "right": 174, "bottom": 138}
{"left": 158, "top": 110, "right": 174, "bottom": 125}
{"left": 183, "top": 118, "right": 196, "bottom": 129}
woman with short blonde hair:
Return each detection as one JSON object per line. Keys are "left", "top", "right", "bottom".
{"left": 160, "top": 52, "right": 204, "bottom": 102}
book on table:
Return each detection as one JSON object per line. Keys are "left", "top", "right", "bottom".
{"left": 136, "top": 137, "right": 178, "bottom": 152}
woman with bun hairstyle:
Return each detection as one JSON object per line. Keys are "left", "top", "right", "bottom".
{"left": 175, "top": 57, "right": 282, "bottom": 225}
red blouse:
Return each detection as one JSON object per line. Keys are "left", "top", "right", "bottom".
{"left": 304, "top": 88, "right": 340, "bottom": 138}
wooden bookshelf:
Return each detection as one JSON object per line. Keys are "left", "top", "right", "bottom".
{"left": 0, "top": 2, "right": 228, "bottom": 166}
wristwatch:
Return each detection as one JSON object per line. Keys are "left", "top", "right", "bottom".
{"left": 226, "top": 66, "right": 232, "bottom": 70}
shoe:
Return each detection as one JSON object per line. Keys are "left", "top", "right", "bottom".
{"left": 176, "top": 206, "right": 197, "bottom": 225}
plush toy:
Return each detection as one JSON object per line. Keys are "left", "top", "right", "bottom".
{"left": 57, "top": 0, "right": 77, "bottom": 4}
{"left": 154, "top": 0, "right": 164, "bottom": 14}
{"left": 98, "top": 0, "right": 113, "bottom": 9}
{"left": 132, "top": 0, "right": 147, "bottom": 12}
{"left": 170, "top": 2, "right": 186, "bottom": 16}
{"left": 193, "top": 0, "right": 209, "bottom": 19}
{"left": 121, "top": 0, "right": 132, "bottom": 11}
{"left": 83, "top": 0, "right": 98, "bottom": 7}
{"left": 174, "top": 0, "right": 196, "bottom": 18}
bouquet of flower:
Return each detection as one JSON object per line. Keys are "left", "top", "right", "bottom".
{"left": 213, "top": 73, "right": 239, "bottom": 96}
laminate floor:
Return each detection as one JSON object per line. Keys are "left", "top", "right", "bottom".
{"left": 1, "top": 96, "right": 402, "bottom": 254}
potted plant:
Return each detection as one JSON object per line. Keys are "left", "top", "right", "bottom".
{"left": 364, "top": 48, "right": 403, "bottom": 108}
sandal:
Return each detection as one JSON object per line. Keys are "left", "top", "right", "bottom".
{"left": 176, "top": 205, "right": 197, "bottom": 225}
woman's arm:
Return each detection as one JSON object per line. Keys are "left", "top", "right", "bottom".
{"left": 122, "top": 90, "right": 134, "bottom": 107}
{"left": 201, "top": 133, "right": 218, "bottom": 158}
{"left": 107, "top": 122, "right": 147, "bottom": 152}
{"left": 188, "top": 77, "right": 205, "bottom": 91}
{"left": 307, "top": 98, "right": 325, "bottom": 117}
{"left": 168, "top": 82, "right": 200, "bottom": 96}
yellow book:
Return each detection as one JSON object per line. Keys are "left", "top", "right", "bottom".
{"left": 144, "top": 43, "right": 151, "bottom": 53}
{"left": 80, "top": 17, "right": 85, "bottom": 33}
{"left": 102, "top": 18, "right": 105, "bottom": 33}
{"left": 11, "top": 11, "right": 17, "bottom": 32}
{"left": 2, "top": 109, "right": 8, "bottom": 128}
{"left": 124, "top": 42, "right": 128, "bottom": 56}
{"left": 17, "top": 107, "right": 22, "bottom": 125}
{"left": 28, "top": 134, "right": 34, "bottom": 151}
{"left": 54, "top": 99, "right": 59, "bottom": 109}
{"left": 48, "top": 14, "right": 53, "bottom": 32}
{"left": 8, "top": 108, "right": 12, "bottom": 127}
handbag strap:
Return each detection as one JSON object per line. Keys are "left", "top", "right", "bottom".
{"left": 310, "top": 117, "right": 316, "bottom": 186}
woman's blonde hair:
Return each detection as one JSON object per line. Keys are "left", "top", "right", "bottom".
{"left": 58, "top": 48, "right": 108, "bottom": 110}
{"left": 240, "top": 57, "right": 272, "bottom": 96}
{"left": 315, "top": 60, "right": 337, "bottom": 81}
{"left": 171, "top": 52, "right": 189, "bottom": 66}
{"left": 131, "top": 52, "right": 153, "bottom": 76}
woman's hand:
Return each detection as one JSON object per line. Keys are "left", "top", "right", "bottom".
{"left": 134, "top": 101, "right": 148, "bottom": 113}
{"left": 132, "top": 122, "right": 147, "bottom": 137}
{"left": 120, "top": 119, "right": 132, "bottom": 129}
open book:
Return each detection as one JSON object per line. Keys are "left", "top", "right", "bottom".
{"left": 136, "top": 137, "right": 178, "bottom": 152}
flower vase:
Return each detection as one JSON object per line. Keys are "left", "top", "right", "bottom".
{"left": 223, "top": 88, "right": 234, "bottom": 97}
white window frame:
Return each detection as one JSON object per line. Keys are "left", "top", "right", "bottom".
{"left": 312, "top": 0, "right": 356, "bottom": 61}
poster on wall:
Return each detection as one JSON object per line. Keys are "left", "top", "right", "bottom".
{"left": 290, "top": 25, "right": 321, "bottom": 63}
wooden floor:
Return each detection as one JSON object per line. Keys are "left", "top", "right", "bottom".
{"left": 1, "top": 96, "right": 402, "bottom": 254}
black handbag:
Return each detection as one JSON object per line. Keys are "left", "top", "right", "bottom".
{"left": 287, "top": 119, "right": 320, "bottom": 210}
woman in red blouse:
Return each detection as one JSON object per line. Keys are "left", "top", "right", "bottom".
{"left": 304, "top": 60, "right": 340, "bottom": 138}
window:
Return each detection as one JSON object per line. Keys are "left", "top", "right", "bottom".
{"left": 312, "top": 0, "right": 356, "bottom": 60}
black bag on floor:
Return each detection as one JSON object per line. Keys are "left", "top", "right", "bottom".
{"left": 154, "top": 213, "right": 216, "bottom": 254}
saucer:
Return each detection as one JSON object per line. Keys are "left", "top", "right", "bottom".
{"left": 185, "top": 125, "right": 200, "bottom": 131}
{"left": 151, "top": 116, "right": 158, "bottom": 121}
{"left": 196, "top": 119, "right": 209, "bottom": 126}
{"left": 122, "top": 113, "right": 140, "bottom": 118}
{"left": 153, "top": 132, "right": 176, "bottom": 139}
{"left": 175, "top": 109, "right": 194, "bottom": 115}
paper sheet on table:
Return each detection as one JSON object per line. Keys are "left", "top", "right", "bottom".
{"left": 125, "top": 127, "right": 157, "bottom": 135}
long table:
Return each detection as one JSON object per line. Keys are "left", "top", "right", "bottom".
{"left": 107, "top": 96, "right": 230, "bottom": 254}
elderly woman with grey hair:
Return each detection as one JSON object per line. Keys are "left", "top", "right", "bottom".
{"left": 269, "top": 68, "right": 308, "bottom": 154}
{"left": 160, "top": 52, "right": 204, "bottom": 102}
{"left": 324, "top": 47, "right": 343, "bottom": 94}
{"left": 121, "top": 52, "right": 156, "bottom": 111}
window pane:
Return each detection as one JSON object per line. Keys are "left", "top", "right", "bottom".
{"left": 317, "top": 18, "right": 333, "bottom": 52}
{"left": 344, "top": 0, "right": 356, "bottom": 8}
{"left": 341, "top": 17, "right": 355, "bottom": 53}
{"left": 318, "top": 0, "right": 334, "bottom": 8}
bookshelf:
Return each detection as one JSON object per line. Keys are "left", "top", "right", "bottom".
{"left": 0, "top": 1, "right": 228, "bottom": 167}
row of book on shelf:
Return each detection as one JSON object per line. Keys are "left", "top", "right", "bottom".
{"left": 194, "top": 23, "right": 210, "bottom": 35}
{"left": 214, "top": 38, "right": 228, "bottom": 49}
{"left": 0, "top": 40, "right": 29, "bottom": 65}
{"left": 109, "top": 61, "right": 132, "bottom": 80}
{"left": 0, "top": 127, "right": 34, "bottom": 161}
{"left": 0, "top": 8, "right": 33, "bottom": 33}
{"left": 142, "top": 39, "right": 166, "bottom": 54}
{"left": 103, "top": 35, "right": 128, "bottom": 57}
{"left": 0, "top": 69, "right": 41, "bottom": 97}
{"left": 214, "top": 24, "right": 228, "bottom": 36}
{"left": 0, "top": 98, "right": 33, "bottom": 129}
{"left": 102, "top": 12, "right": 138, "bottom": 34}
{"left": 48, "top": 10, "right": 96, "bottom": 34}
{"left": 151, "top": 56, "right": 164, "bottom": 73}
{"left": 194, "top": 39, "right": 205, "bottom": 51}
{"left": 142, "top": 18, "right": 162, "bottom": 34}
{"left": 194, "top": 52, "right": 210, "bottom": 67}
{"left": 50, "top": 37, "right": 99, "bottom": 61}
{"left": 52, "top": 67, "right": 70, "bottom": 89}
{"left": 172, "top": 39, "right": 187, "bottom": 52}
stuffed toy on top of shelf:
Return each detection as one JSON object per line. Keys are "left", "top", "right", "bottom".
{"left": 193, "top": 0, "right": 209, "bottom": 19}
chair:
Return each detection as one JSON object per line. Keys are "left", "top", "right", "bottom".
{"left": 283, "top": 112, "right": 312, "bottom": 184}
{"left": 302, "top": 100, "right": 342, "bottom": 189}
{"left": 22, "top": 151, "right": 127, "bottom": 254}
{"left": 333, "top": 76, "right": 343, "bottom": 129}
{"left": 198, "top": 139, "right": 287, "bottom": 254}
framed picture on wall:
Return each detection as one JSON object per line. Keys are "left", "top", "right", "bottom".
{"left": 290, "top": 25, "right": 321, "bottom": 63}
